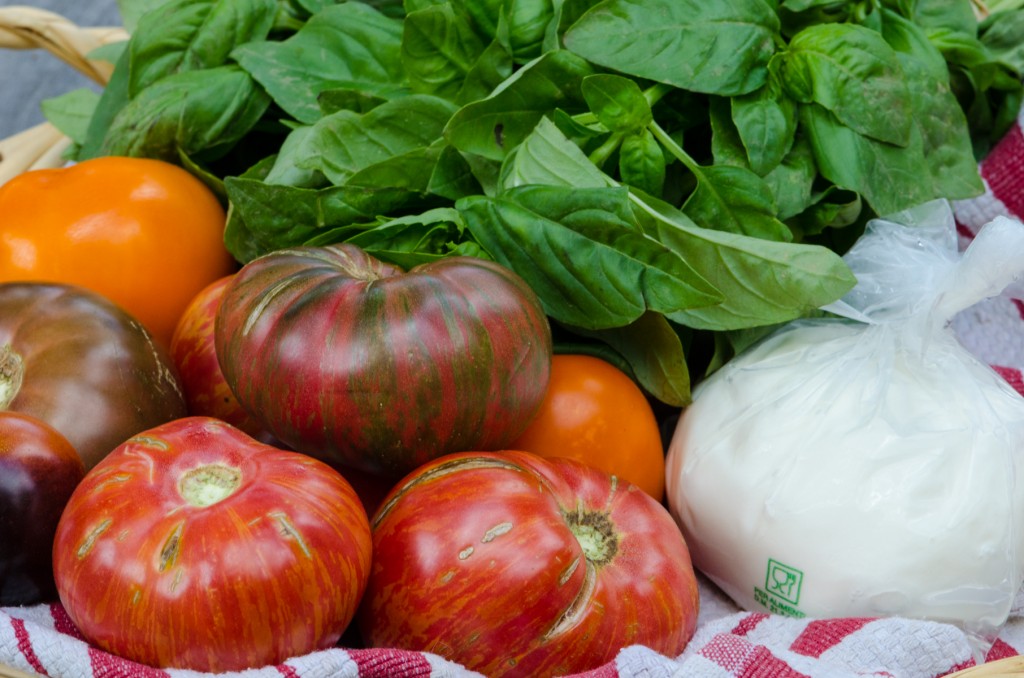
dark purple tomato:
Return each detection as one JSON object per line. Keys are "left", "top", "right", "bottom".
{"left": 0, "top": 411, "right": 85, "bottom": 605}
{"left": 0, "top": 282, "right": 188, "bottom": 470}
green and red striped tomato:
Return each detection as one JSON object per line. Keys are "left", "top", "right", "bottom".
{"left": 52, "top": 416, "right": 372, "bottom": 672}
{"left": 214, "top": 245, "right": 553, "bottom": 477}
{"left": 360, "top": 451, "right": 701, "bottom": 676}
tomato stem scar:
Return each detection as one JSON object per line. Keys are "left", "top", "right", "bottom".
{"left": 565, "top": 509, "right": 618, "bottom": 567}
{"left": 0, "top": 344, "right": 24, "bottom": 409}
{"left": 178, "top": 464, "right": 241, "bottom": 507}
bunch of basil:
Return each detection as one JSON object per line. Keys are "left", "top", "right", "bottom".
{"left": 45, "top": 0, "right": 1024, "bottom": 406}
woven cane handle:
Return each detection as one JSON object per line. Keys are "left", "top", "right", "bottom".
{"left": 0, "top": 7, "right": 127, "bottom": 184}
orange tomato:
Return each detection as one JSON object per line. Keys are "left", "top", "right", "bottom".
{"left": 509, "top": 354, "right": 666, "bottom": 501}
{"left": 0, "top": 156, "right": 237, "bottom": 349}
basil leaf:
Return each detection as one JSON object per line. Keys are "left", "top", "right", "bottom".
{"left": 458, "top": 36, "right": 517, "bottom": 104}
{"left": 445, "top": 50, "right": 595, "bottom": 161}
{"left": 802, "top": 54, "right": 982, "bottom": 215}
{"left": 288, "top": 0, "right": 364, "bottom": 18}
{"left": 780, "top": 0, "right": 845, "bottom": 10}
{"left": 41, "top": 89, "right": 102, "bottom": 146}
{"left": 317, "top": 89, "right": 389, "bottom": 116}
{"left": 544, "top": 0, "right": 604, "bottom": 52}
{"left": 928, "top": 27, "right": 991, "bottom": 68}
{"left": 77, "top": 45, "right": 133, "bottom": 160}
{"left": 787, "top": 186, "right": 862, "bottom": 238}
{"left": 581, "top": 73, "right": 652, "bottom": 133}
{"left": 87, "top": 41, "right": 128, "bottom": 67}
{"left": 401, "top": 3, "right": 510, "bottom": 103}
{"left": 223, "top": 175, "right": 413, "bottom": 262}
{"left": 127, "top": 0, "right": 277, "bottom": 97}
{"left": 568, "top": 312, "right": 692, "bottom": 406}
{"left": 900, "top": 55, "right": 985, "bottom": 198}
{"left": 345, "top": 207, "right": 475, "bottom": 267}
{"left": 877, "top": 7, "right": 948, "bottom": 77}
{"left": 682, "top": 164, "right": 794, "bottom": 242}
{"left": 762, "top": 135, "right": 818, "bottom": 221}
{"left": 232, "top": 3, "right": 406, "bottom": 124}
{"left": 458, "top": 187, "right": 722, "bottom": 330}
{"left": 619, "top": 129, "right": 666, "bottom": 196}
{"left": 344, "top": 144, "right": 445, "bottom": 193}
{"left": 501, "top": 116, "right": 609, "bottom": 189}
{"left": 802, "top": 104, "right": 925, "bottom": 215}
{"left": 405, "top": 0, "right": 448, "bottom": 11}
{"left": 629, "top": 191, "right": 856, "bottom": 330}
{"left": 428, "top": 145, "right": 486, "bottom": 200}
{"left": 451, "top": 0, "right": 554, "bottom": 63}
{"left": 294, "top": 94, "right": 457, "bottom": 185}
{"left": 563, "top": 0, "right": 779, "bottom": 96}
{"left": 117, "top": 0, "right": 174, "bottom": 33}
{"left": 503, "top": 0, "right": 557, "bottom": 62}
{"left": 101, "top": 66, "right": 271, "bottom": 162}
{"left": 780, "top": 23, "right": 912, "bottom": 146}
{"left": 900, "top": 0, "right": 978, "bottom": 33}
{"left": 981, "top": 9, "right": 1024, "bottom": 73}
{"left": 708, "top": 96, "right": 751, "bottom": 169}
{"left": 451, "top": 0, "right": 503, "bottom": 42}
{"left": 263, "top": 126, "right": 327, "bottom": 188}
{"left": 730, "top": 79, "right": 797, "bottom": 176}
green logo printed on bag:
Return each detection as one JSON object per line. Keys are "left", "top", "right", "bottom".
{"left": 753, "top": 559, "right": 806, "bottom": 617}
{"left": 764, "top": 559, "right": 803, "bottom": 604}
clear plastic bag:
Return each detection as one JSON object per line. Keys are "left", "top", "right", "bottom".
{"left": 665, "top": 200, "right": 1024, "bottom": 655}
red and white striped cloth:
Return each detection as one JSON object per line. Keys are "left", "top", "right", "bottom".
{"left": 3, "top": 111, "right": 1024, "bottom": 678}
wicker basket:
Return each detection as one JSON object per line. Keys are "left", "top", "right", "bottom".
{"left": 0, "top": 5, "right": 126, "bottom": 186}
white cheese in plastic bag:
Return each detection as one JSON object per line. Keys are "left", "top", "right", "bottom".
{"left": 665, "top": 200, "right": 1024, "bottom": 652}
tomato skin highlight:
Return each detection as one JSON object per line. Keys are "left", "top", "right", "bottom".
{"left": 0, "top": 282, "right": 187, "bottom": 470}
{"left": 52, "top": 416, "right": 372, "bottom": 672}
{"left": 360, "top": 450, "right": 700, "bottom": 677}
{"left": 0, "top": 156, "right": 237, "bottom": 349}
{"left": 215, "top": 244, "right": 553, "bottom": 478}
{"left": 511, "top": 354, "right": 667, "bottom": 501}
{"left": 0, "top": 411, "right": 84, "bottom": 606}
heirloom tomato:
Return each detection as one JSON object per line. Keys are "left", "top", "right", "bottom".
{"left": 170, "top": 275, "right": 274, "bottom": 442}
{"left": 0, "top": 282, "right": 187, "bottom": 470}
{"left": 0, "top": 411, "right": 84, "bottom": 606}
{"left": 52, "top": 417, "right": 372, "bottom": 672}
{"left": 0, "top": 156, "right": 237, "bottom": 349}
{"left": 360, "top": 450, "right": 700, "bottom": 677}
{"left": 215, "top": 244, "right": 552, "bottom": 478}
{"left": 510, "top": 354, "right": 666, "bottom": 501}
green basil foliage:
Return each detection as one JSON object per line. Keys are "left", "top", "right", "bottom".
{"left": 48, "top": 0, "right": 1022, "bottom": 406}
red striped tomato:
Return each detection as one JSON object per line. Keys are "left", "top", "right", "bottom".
{"left": 51, "top": 417, "right": 372, "bottom": 672}
{"left": 214, "top": 245, "right": 553, "bottom": 478}
{"left": 169, "top": 275, "right": 275, "bottom": 443}
{"left": 360, "top": 451, "right": 700, "bottom": 676}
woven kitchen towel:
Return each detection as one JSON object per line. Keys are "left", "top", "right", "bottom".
{"left": 3, "top": 92, "right": 1024, "bottom": 678}
{"left": 1, "top": 578, "right": 1021, "bottom": 678}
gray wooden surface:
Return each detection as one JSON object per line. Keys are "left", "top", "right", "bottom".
{"left": 0, "top": 0, "right": 122, "bottom": 140}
